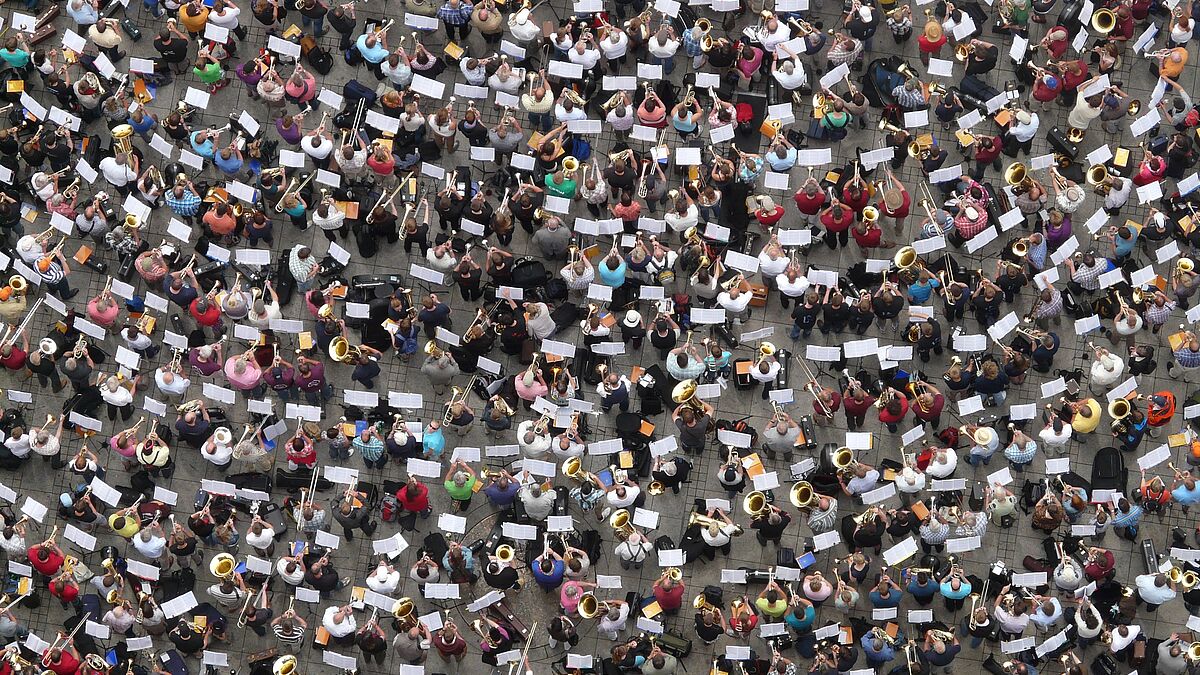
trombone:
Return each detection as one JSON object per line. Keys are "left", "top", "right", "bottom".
{"left": 795, "top": 354, "right": 833, "bottom": 419}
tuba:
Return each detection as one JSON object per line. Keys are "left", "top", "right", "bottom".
{"left": 1091, "top": 7, "right": 1116, "bottom": 33}
{"left": 578, "top": 593, "right": 603, "bottom": 618}
{"left": 742, "top": 491, "right": 770, "bottom": 517}
{"left": 495, "top": 545, "right": 515, "bottom": 563}
{"left": 209, "top": 553, "right": 236, "bottom": 580}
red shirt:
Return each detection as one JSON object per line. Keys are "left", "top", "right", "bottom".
{"left": 879, "top": 190, "right": 911, "bottom": 219}
{"left": 45, "top": 651, "right": 78, "bottom": 675}
{"left": 878, "top": 396, "right": 910, "bottom": 424}
{"left": 190, "top": 298, "right": 222, "bottom": 327}
{"left": 841, "top": 186, "right": 870, "bottom": 212}
{"left": 0, "top": 347, "right": 26, "bottom": 370}
{"left": 285, "top": 440, "right": 316, "bottom": 466}
{"left": 28, "top": 545, "right": 64, "bottom": 576}
{"left": 843, "top": 393, "right": 876, "bottom": 416}
{"left": 397, "top": 482, "right": 430, "bottom": 512}
{"left": 1032, "top": 79, "right": 1062, "bottom": 103}
{"left": 654, "top": 582, "right": 685, "bottom": 611}
{"left": 793, "top": 190, "right": 826, "bottom": 215}
{"left": 756, "top": 206, "right": 785, "bottom": 227}
{"left": 50, "top": 580, "right": 79, "bottom": 603}
{"left": 1059, "top": 62, "right": 1089, "bottom": 91}
{"left": 1084, "top": 549, "right": 1115, "bottom": 581}
{"left": 974, "top": 137, "right": 1004, "bottom": 163}
{"left": 917, "top": 34, "right": 946, "bottom": 54}
{"left": 821, "top": 209, "right": 853, "bottom": 233}
{"left": 852, "top": 225, "right": 883, "bottom": 248}
{"left": 816, "top": 391, "right": 842, "bottom": 417}
{"left": 912, "top": 394, "right": 945, "bottom": 422}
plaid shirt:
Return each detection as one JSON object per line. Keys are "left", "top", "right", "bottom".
{"left": 1175, "top": 345, "right": 1200, "bottom": 368}
{"left": 437, "top": 1, "right": 473, "bottom": 24}
{"left": 892, "top": 85, "right": 927, "bottom": 109}
{"left": 919, "top": 519, "right": 950, "bottom": 545}
{"left": 1034, "top": 288, "right": 1063, "bottom": 319}
{"left": 352, "top": 435, "right": 385, "bottom": 461}
{"left": 1144, "top": 300, "right": 1176, "bottom": 327}
{"left": 165, "top": 189, "right": 202, "bottom": 217}
{"left": 682, "top": 27, "right": 703, "bottom": 57}
{"left": 1071, "top": 261, "right": 1104, "bottom": 291}
{"left": 1004, "top": 440, "right": 1037, "bottom": 465}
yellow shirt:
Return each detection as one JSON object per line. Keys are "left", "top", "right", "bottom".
{"left": 1072, "top": 399, "right": 1102, "bottom": 434}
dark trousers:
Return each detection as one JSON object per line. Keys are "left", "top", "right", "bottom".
{"left": 445, "top": 22, "right": 470, "bottom": 40}
{"left": 107, "top": 403, "right": 134, "bottom": 421}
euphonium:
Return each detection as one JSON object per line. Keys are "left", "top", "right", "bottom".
{"left": 328, "top": 336, "right": 361, "bottom": 364}
{"left": 495, "top": 545, "right": 515, "bottom": 563}
{"left": 392, "top": 597, "right": 417, "bottom": 629}
{"left": 562, "top": 456, "right": 588, "bottom": 482}
{"left": 111, "top": 123, "right": 135, "bottom": 159}
{"left": 8, "top": 275, "right": 26, "bottom": 296}
{"left": 578, "top": 593, "right": 601, "bottom": 618}
{"left": 1107, "top": 398, "right": 1131, "bottom": 420}
{"left": 609, "top": 509, "right": 635, "bottom": 540}
{"left": 862, "top": 206, "right": 880, "bottom": 225}
{"left": 423, "top": 340, "right": 445, "bottom": 359}
{"left": 878, "top": 118, "right": 904, "bottom": 134}
{"left": 1178, "top": 258, "right": 1195, "bottom": 275}
{"left": 1188, "top": 642, "right": 1200, "bottom": 663}
{"left": 561, "top": 156, "right": 579, "bottom": 177}
{"left": 671, "top": 378, "right": 706, "bottom": 412}
{"left": 832, "top": 446, "right": 854, "bottom": 469}
{"left": 893, "top": 246, "right": 920, "bottom": 271}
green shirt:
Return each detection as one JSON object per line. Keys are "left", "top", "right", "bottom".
{"left": 544, "top": 174, "right": 577, "bottom": 199}
{"left": 194, "top": 62, "right": 223, "bottom": 84}
{"left": 445, "top": 476, "right": 477, "bottom": 500}
{"left": 755, "top": 596, "right": 788, "bottom": 618}
{"left": 0, "top": 49, "right": 30, "bottom": 68}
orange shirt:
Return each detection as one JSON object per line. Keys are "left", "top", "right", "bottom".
{"left": 1162, "top": 47, "right": 1188, "bottom": 78}
{"left": 178, "top": 5, "right": 209, "bottom": 33}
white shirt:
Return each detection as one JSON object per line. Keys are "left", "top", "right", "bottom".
{"left": 554, "top": 103, "right": 588, "bottom": 123}
{"left": 1110, "top": 626, "right": 1141, "bottom": 652}
{"left": 926, "top": 450, "right": 957, "bottom": 478}
{"left": 202, "top": 440, "right": 233, "bottom": 466}
{"left": 367, "top": 566, "right": 400, "bottom": 594}
{"left": 761, "top": 24, "right": 792, "bottom": 52}
{"left": 1090, "top": 354, "right": 1125, "bottom": 387}
{"left": 1038, "top": 425, "right": 1072, "bottom": 449}
{"left": 526, "top": 304, "right": 556, "bottom": 340}
{"left": 776, "top": 274, "right": 809, "bottom": 297}
{"left": 1011, "top": 114, "right": 1040, "bottom": 142}
{"left": 488, "top": 71, "right": 523, "bottom": 94}
{"left": 1135, "top": 573, "right": 1176, "bottom": 604}
{"left": 509, "top": 17, "right": 540, "bottom": 42}
{"left": 567, "top": 47, "right": 601, "bottom": 70}
{"left": 516, "top": 421, "right": 552, "bottom": 458}
{"left": 248, "top": 302, "right": 283, "bottom": 328}
{"left": 773, "top": 62, "right": 808, "bottom": 89}
{"left": 132, "top": 533, "right": 167, "bottom": 559}
{"left": 1105, "top": 178, "right": 1133, "bottom": 209}
{"left": 322, "top": 607, "right": 356, "bottom": 637}
{"left": 276, "top": 559, "right": 305, "bottom": 585}
{"left": 664, "top": 205, "right": 699, "bottom": 233}
{"left": 4, "top": 434, "right": 30, "bottom": 458}
{"left": 302, "top": 134, "right": 333, "bottom": 160}
{"left": 894, "top": 468, "right": 926, "bottom": 494}
{"left": 155, "top": 368, "right": 191, "bottom": 396}
{"left": 700, "top": 523, "right": 738, "bottom": 547}
{"left": 749, "top": 361, "right": 781, "bottom": 384}
{"left": 599, "top": 32, "right": 628, "bottom": 59}
{"left": 606, "top": 485, "right": 640, "bottom": 508}
{"left": 758, "top": 252, "right": 789, "bottom": 277}
{"left": 425, "top": 249, "right": 458, "bottom": 272}
{"left": 607, "top": 107, "right": 636, "bottom": 131}
{"left": 615, "top": 539, "right": 653, "bottom": 562}
{"left": 209, "top": 6, "right": 240, "bottom": 27}
{"left": 647, "top": 37, "right": 680, "bottom": 58}
{"left": 246, "top": 526, "right": 275, "bottom": 550}
{"left": 717, "top": 290, "right": 752, "bottom": 314}
{"left": 98, "top": 157, "right": 136, "bottom": 186}
{"left": 551, "top": 438, "right": 585, "bottom": 460}
{"left": 101, "top": 385, "right": 134, "bottom": 407}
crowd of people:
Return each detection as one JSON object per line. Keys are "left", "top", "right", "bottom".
{"left": 0, "top": 0, "right": 1198, "bottom": 671}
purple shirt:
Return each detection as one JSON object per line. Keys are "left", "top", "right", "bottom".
{"left": 296, "top": 362, "right": 326, "bottom": 392}
{"left": 189, "top": 352, "right": 222, "bottom": 377}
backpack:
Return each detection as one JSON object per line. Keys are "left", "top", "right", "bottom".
{"left": 308, "top": 46, "right": 333, "bottom": 75}
{"left": 380, "top": 494, "right": 398, "bottom": 523}
{"left": 342, "top": 79, "right": 376, "bottom": 107}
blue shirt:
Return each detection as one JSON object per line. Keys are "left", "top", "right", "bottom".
{"left": 906, "top": 579, "right": 938, "bottom": 599}
{"left": 783, "top": 605, "right": 815, "bottom": 631}
{"left": 1113, "top": 504, "right": 1143, "bottom": 528}
{"left": 908, "top": 278, "right": 941, "bottom": 303}
{"left": 356, "top": 35, "right": 389, "bottom": 64}
{"left": 860, "top": 635, "right": 895, "bottom": 663}
{"left": 1173, "top": 484, "right": 1200, "bottom": 505}
{"left": 423, "top": 428, "right": 446, "bottom": 458}
{"left": 869, "top": 589, "right": 902, "bottom": 608}
{"left": 766, "top": 147, "right": 798, "bottom": 172}
{"left": 189, "top": 132, "right": 215, "bottom": 160}
{"left": 442, "top": 547, "right": 474, "bottom": 572}
{"left": 597, "top": 260, "right": 627, "bottom": 288}
{"left": 483, "top": 482, "right": 520, "bottom": 506}
{"left": 939, "top": 580, "right": 972, "bottom": 600}
{"left": 1115, "top": 232, "right": 1138, "bottom": 257}
{"left": 214, "top": 152, "right": 243, "bottom": 175}
{"left": 530, "top": 559, "right": 564, "bottom": 589}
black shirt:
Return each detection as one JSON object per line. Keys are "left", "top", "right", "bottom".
{"left": 873, "top": 296, "right": 904, "bottom": 319}
{"left": 751, "top": 511, "right": 791, "bottom": 539}
{"left": 823, "top": 301, "right": 850, "bottom": 327}
{"left": 695, "top": 615, "right": 723, "bottom": 642}
{"left": 966, "top": 47, "right": 999, "bottom": 76}
{"left": 604, "top": 167, "right": 635, "bottom": 193}
{"left": 483, "top": 564, "right": 518, "bottom": 589}
{"left": 792, "top": 302, "right": 820, "bottom": 329}
{"left": 327, "top": 8, "right": 355, "bottom": 33}
{"left": 154, "top": 36, "right": 189, "bottom": 63}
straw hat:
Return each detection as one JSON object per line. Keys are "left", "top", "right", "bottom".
{"left": 924, "top": 21, "right": 942, "bottom": 41}
{"left": 623, "top": 310, "right": 642, "bottom": 328}
{"left": 972, "top": 427, "right": 995, "bottom": 446}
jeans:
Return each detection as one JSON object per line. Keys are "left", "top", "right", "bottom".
{"left": 964, "top": 452, "right": 992, "bottom": 467}
{"left": 303, "top": 384, "right": 334, "bottom": 406}
{"left": 528, "top": 111, "right": 553, "bottom": 133}
{"left": 986, "top": 390, "right": 1007, "bottom": 406}
{"left": 302, "top": 16, "right": 325, "bottom": 35}
{"left": 653, "top": 54, "right": 675, "bottom": 75}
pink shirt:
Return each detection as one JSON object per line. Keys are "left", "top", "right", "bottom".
{"left": 224, "top": 357, "right": 263, "bottom": 390}
{"left": 560, "top": 581, "right": 585, "bottom": 614}
{"left": 110, "top": 436, "right": 137, "bottom": 458}
{"left": 515, "top": 378, "right": 549, "bottom": 402}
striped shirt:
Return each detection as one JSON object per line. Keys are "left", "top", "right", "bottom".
{"left": 808, "top": 503, "right": 837, "bottom": 533}
{"left": 273, "top": 623, "right": 305, "bottom": 645}
{"left": 1071, "top": 261, "right": 1105, "bottom": 291}
{"left": 1112, "top": 504, "right": 1142, "bottom": 528}
{"left": 1144, "top": 301, "right": 1176, "bottom": 327}
{"left": 38, "top": 261, "right": 64, "bottom": 285}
